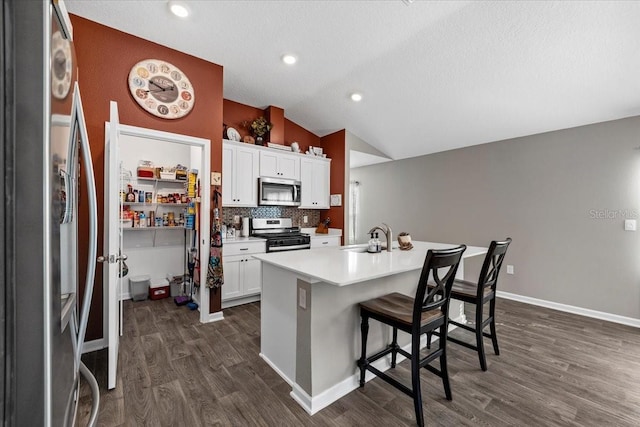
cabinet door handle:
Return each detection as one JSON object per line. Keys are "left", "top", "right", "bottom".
{"left": 322, "top": 241, "right": 328, "bottom": 244}
{"left": 240, "top": 248, "right": 248, "bottom": 251}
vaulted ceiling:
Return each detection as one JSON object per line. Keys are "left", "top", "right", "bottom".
{"left": 66, "top": 0, "right": 640, "bottom": 160}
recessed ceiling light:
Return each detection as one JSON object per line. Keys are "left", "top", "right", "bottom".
{"left": 168, "top": 1, "right": 190, "bottom": 18}
{"left": 350, "top": 93, "right": 363, "bottom": 102}
{"left": 282, "top": 54, "right": 297, "bottom": 65}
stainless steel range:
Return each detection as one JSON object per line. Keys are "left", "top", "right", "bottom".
{"left": 251, "top": 218, "right": 311, "bottom": 252}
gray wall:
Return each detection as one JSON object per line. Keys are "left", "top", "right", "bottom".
{"left": 345, "top": 131, "right": 391, "bottom": 243}
{"left": 351, "top": 116, "right": 640, "bottom": 319}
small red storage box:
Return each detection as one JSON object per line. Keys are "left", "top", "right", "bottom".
{"left": 149, "top": 279, "right": 170, "bottom": 300}
{"left": 137, "top": 167, "right": 155, "bottom": 178}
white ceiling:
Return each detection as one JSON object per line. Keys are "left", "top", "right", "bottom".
{"left": 66, "top": 0, "right": 640, "bottom": 160}
{"left": 350, "top": 151, "right": 391, "bottom": 169}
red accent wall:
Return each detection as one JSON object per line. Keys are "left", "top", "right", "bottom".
{"left": 284, "top": 118, "right": 321, "bottom": 154}
{"left": 265, "top": 106, "right": 284, "bottom": 144}
{"left": 320, "top": 130, "right": 346, "bottom": 243}
{"left": 223, "top": 99, "right": 263, "bottom": 142}
{"left": 71, "top": 15, "right": 224, "bottom": 340}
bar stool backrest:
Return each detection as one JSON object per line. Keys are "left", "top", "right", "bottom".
{"left": 476, "top": 238, "right": 512, "bottom": 299}
{"left": 412, "top": 245, "right": 466, "bottom": 329}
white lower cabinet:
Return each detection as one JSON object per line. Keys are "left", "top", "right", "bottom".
{"left": 222, "top": 240, "right": 265, "bottom": 308}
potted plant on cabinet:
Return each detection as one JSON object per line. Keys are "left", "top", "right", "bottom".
{"left": 243, "top": 116, "right": 273, "bottom": 146}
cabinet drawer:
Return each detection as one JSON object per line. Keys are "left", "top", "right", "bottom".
{"left": 224, "top": 241, "right": 266, "bottom": 256}
{"left": 310, "top": 236, "right": 341, "bottom": 248}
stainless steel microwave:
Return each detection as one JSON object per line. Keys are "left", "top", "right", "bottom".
{"left": 258, "top": 177, "right": 301, "bottom": 206}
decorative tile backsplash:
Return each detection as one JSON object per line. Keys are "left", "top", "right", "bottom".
{"left": 223, "top": 207, "right": 321, "bottom": 229}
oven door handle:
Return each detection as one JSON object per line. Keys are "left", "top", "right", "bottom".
{"left": 268, "top": 244, "right": 310, "bottom": 252}
{"left": 293, "top": 184, "right": 298, "bottom": 203}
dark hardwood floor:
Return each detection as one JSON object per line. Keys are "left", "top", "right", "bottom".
{"left": 76, "top": 297, "right": 640, "bottom": 426}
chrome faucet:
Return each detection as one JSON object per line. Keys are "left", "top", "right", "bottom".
{"left": 368, "top": 223, "right": 393, "bottom": 252}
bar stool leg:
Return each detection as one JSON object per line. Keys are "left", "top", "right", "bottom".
{"left": 489, "top": 299, "right": 500, "bottom": 355}
{"left": 390, "top": 327, "right": 398, "bottom": 368}
{"left": 439, "top": 323, "right": 452, "bottom": 400}
{"left": 426, "top": 332, "right": 432, "bottom": 349}
{"left": 358, "top": 313, "right": 370, "bottom": 387}
{"left": 410, "top": 334, "right": 424, "bottom": 427}
{"left": 476, "top": 304, "right": 487, "bottom": 371}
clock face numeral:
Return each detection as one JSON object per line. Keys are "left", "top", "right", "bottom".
{"left": 136, "top": 67, "right": 149, "bottom": 79}
{"left": 128, "top": 59, "right": 195, "bottom": 119}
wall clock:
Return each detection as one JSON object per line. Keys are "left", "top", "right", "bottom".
{"left": 51, "top": 30, "right": 73, "bottom": 100}
{"left": 128, "top": 59, "right": 195, "bottom": 119}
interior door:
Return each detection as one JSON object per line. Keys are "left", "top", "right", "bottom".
{"left": 104, "top": 100, "right": 123, "bottom": 390}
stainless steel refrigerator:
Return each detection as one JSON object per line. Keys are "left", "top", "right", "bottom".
{"left": 4, "top": 0, "right": 99, "bottom": 425}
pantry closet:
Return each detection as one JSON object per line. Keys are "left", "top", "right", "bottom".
{"left": 104, "top": 101, "right": 211, "bottom": 389}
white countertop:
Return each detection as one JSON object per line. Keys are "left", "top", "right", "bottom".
{"left": 253, "top": 241, "right": 487, "bottom": 287}
{"left": 301, "top": 228, "right": 342, "bottom": 238}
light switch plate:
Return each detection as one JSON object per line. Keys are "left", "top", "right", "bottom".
{"left": 506, "top": 265, "right": 514, "bottom": 275}
{"left": 298, "top": 288, "right": 307, "bottom": 309}
{"left": 624, "top": 219, "right": 636, "bottom": 231}
{"left": 330, "top": 194, "right": 342, "bottom": 206}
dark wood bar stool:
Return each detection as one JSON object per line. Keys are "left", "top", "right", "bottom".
{"left": 357, "top": 245, "right": 466, "bottom": 427}
{"left": 427, "top": 238, "right": 511, "bottom": 371}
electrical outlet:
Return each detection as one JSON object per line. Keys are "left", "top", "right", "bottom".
{"left": 506, "top": 265, "right": 514, "bottom": 275}
{"left": 233, "top": 215, "right": 240, "bottom": 224}
{"left": 303, "top": 215, "right": 308, "bottom": 224}
{"left": 299, "top": 288, "right": 307, "bottom": 309}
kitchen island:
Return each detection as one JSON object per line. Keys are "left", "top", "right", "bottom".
{"left": 253, "top": 241, "right": 487, "bottom": 415}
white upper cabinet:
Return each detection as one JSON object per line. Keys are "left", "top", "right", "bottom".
{"left": 300, "top": 157, "right": 330, "bottom": 209}
{"left": 260, "top": 150, "right": 300, "bottom": 181}
{"left": 222, "top": 141, "right": 259, "bottom": 207}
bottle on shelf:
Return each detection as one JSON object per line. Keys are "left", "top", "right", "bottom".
{"left": 126, "top": 185, "right": 135, "bottom": 202}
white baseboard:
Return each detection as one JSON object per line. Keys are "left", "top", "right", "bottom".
{"left": 497, "top": 291, "right": 640, "bottom": 328}
{"left": 82, "top": 338, "right": 106, "bottom": 354}
{"left": 202, "top": 311, "right": 224, "bottom": 323}
{"left": 288, "top": 334, "right": 436, "bottom": 415}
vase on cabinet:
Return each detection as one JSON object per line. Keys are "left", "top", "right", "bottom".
{"left": 255, "top": 136, "right": 264, "bottom": 146}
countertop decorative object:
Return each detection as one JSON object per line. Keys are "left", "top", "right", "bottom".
{"left": 397, "top": 232, "right": 413, "bottom": 250}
